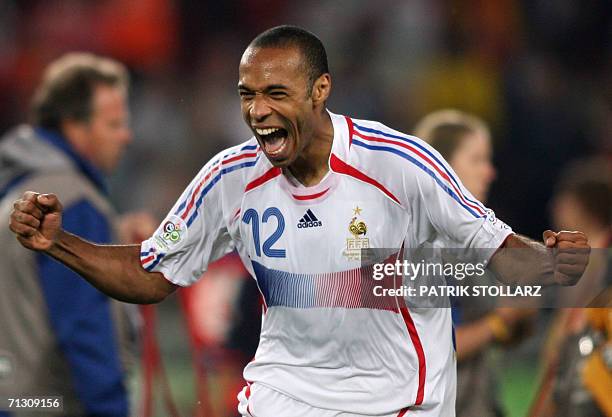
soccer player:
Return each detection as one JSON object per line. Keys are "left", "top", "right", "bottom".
{"left": 9, "top": 26, "right": 590, "bottom": 416}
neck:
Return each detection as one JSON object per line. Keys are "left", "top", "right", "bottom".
{"left": 286, "top": 111, "right": 334, "bottom": 186}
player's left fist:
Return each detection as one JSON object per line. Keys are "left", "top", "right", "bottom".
{"left": 543, "top": 230, "right": 590, "bottom": 286}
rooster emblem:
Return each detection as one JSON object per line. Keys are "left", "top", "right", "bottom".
{"left": 349, "top": 216, "right": 367, "bottom": 236}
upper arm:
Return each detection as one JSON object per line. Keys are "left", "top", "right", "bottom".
{"left": 398, "top": 138, "right": 513, "bottom": 251}
{"left": 139, "top": 154, "right": 234, "bottom": 286}
{"left": 128, "top": 245, "right": 178, "bottom": 302}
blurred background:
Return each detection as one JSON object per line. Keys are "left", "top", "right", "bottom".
{"left": 0, "top": 1, "right": 610, "bottom": 416}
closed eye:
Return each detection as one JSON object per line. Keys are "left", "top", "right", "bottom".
{"left": 269, "top": 91, "right": 288, "bottom": 99}
{"left": 239, "top": 90, "right": 255, "bottom": 99}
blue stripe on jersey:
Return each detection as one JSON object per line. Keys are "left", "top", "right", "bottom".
{"left": 252, "top": 261, "right": 401, "bottom": 310}
{"left": 143, "top": 149, "right": 258, "bottom": 274}
{"left": 352, "top": 139, "right": 482, "bottom": 218}
{"left": 175, "top": 144, "right": 259, "bottom": 215}
{"left": 144, "top": 253, "right": 165, "bottom": 272}
{"left": 253, "top": 261, "right": 316, "bottom": 308}
{"left": 185, "top": 159, "right": 258, "bottom": 227}
{"left": 353, "top": 122, "right": 486, "bottom": 212}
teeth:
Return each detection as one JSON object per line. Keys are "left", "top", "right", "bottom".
{"left": 267, "top": 139, "right": 287, "bottom": 155}
{"left": 255, "top": 127, "right": 281, "bottom": 136}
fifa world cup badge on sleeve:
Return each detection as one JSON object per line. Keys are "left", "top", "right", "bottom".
{"left": 486, "top": 208, "right": 510, "bottom": 230}
{"left": 153, "top": 215, "right": 188, "bottom": 251}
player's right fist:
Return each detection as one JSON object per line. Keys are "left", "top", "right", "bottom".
{"left": 9, "top": 191, "right": 63, "bottom": 251}
{"left": 543, "top": 230, "right": 590, "bottom": 286}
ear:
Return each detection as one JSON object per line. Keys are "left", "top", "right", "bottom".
{"left": 311, "top": 73, "right": 331, "bottom": 106}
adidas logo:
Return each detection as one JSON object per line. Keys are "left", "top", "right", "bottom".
{"left": 297, "top": 209, "right": 322, "bottom": 229}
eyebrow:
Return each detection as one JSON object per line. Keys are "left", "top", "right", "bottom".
{"left": 237, "top": 84, "right": 289, "bottom": 92}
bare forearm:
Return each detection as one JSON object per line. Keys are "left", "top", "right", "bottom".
{"left": 489, "top": 234, "right": 555, "bottom": 286}
{"left": 46, "top": 230, "right": 175, "bottom": 303}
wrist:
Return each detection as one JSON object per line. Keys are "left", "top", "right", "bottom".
{"left": 45, "top": 229, "right": 67, "bottom": 257}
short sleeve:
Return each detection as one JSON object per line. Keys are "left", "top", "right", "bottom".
{"left": 140, "top": 156, "right": 234, "bottom": 286}
{"left": 404, "top": 142, "right": 513, "bottom": 258}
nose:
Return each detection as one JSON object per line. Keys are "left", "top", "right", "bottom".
{"left": 249, "top": 95, "right": 272, "bottom": 122}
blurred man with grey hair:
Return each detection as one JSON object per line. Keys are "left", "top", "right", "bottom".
{"left": 0, "top": 53, "right": 153, "bottom": 417}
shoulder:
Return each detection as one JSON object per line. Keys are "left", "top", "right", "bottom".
{"left": 180, "top": 137, "right": 272, "bottom": 209}
{"left": 336, "top": 115, "right": 451, "bottom": 204}
{"left": 346, "top": 116, "right": 442, "bottom": 177}
{"left": 185, "top": 137, "right": 258, "bottom": 183}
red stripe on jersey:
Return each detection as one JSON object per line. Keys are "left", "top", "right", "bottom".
{"left": 330, "top": 153, "right": 401, "bottom": 205}
{"left": 141, "top": 255, "right": 155, "bottom": 265}
{"left": 245, "top": 167, "right": 282, "bottom": 192}
{"left": 181, "top": 163, "right": 221, "bottom": 220}
{"left": 181, "top": 149, "right": 259, "bottom": 220}
{"left": 345, "top": 116, "right": 355, "bottom": 147}
{"left": 245, "top": 383, "right": 253, "bottom": 416}
{"left": 399, "top": 307, "right": 426, "bottom": 406}
{"left": 291, "top": 187, "right": 330, "bottom": 201}
{"left": 391, "top": 244, "right": 425, "bottom": 407}
{"left": 354, "top": 130, "right": 485, "bottom": 216}
{"left": 224, "top": 151, "right": 258, "bottom": 165}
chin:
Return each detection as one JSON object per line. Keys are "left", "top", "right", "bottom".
{"left": 266, "top": 155, "right": 292, "bottom": 168}
{"left": 261, "top": 145, "right": 297, "bottom": 168}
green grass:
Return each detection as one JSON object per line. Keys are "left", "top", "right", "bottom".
{"left": 500, "top": 362, "right": 539, "bottom": 417}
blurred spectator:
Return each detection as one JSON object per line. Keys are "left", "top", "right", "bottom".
{"left": 415, "top": 109, "right": 535, "bottom": 417}
{"left": 530, "top": 158, "right": 612, "bottom": 417}
{"left": 552, "top": 158, "right": 612, "bottom": 306}
{"left": 0, "top": 53, "right": 154, "bottom": 417}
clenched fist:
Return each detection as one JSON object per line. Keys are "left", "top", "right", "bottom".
{"left": 543, "top": 230, "right": 590, "bottom": 286}
{"left": 9, "top": 191, "right": 63, "bottom": 251}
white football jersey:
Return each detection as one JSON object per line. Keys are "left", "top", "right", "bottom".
{"left": 140, "top": 111, "right": 513, "bottom": 415}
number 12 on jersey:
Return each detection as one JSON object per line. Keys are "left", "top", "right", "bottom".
{"left": 242, "top": 207, "right": 286, "bottom": 258}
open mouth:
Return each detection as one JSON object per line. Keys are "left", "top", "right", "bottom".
{"left": 255, "top": 127, "right": 288, "bottom": 157}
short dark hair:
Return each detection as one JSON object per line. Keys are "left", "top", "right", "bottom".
{"left": 554, "top": 159, "right": 612, "bottom": 227}
{"left": 249, "top": 25, "right": 329, "bottom": 93}
{"left": 566, "top": 180, "right": 612, "bottom": 226}
{"left": 30, "top": 53, "right": 129, "bottom": 132}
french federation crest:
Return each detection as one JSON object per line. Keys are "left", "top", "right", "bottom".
{"left": 154, "top": 215, "right": 188, "bottom": 251}
{"left": 343, "top": 206, "right": 369, "bottom": 261}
